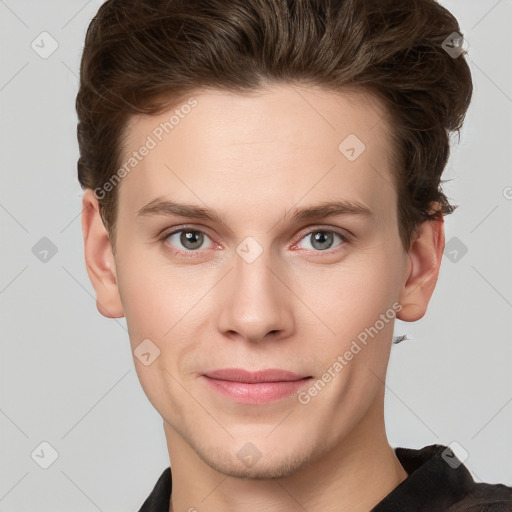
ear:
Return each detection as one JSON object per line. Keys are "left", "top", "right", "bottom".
{"left": 397, "top": 213, "right": 445, "bottom": 322}
{"left": 81, "top": 189, "right": 124, "bottom": 319}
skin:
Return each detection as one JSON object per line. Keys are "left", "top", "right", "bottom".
{"left": 82, "top": 83, "right": 444, "bottom": 512}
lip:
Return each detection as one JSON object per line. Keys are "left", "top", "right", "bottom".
{"left": 203, "top": 368, "right": 309, "bottom": 383}
{"left": 201, "top": 368, "right": 312, "bottom": 404}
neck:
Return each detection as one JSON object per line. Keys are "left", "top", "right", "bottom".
{"left": 164, "top": 387, "right": 408, "bottom": 512}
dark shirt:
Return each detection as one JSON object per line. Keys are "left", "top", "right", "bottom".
{"left": 137, "top": 444, "right": 512, "bottom": 511}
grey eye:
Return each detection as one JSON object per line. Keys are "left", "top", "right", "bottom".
{"left": 298, "top": 230, "right": 344, "bottom": 251}
{"left": 167, "top": 230, "right": 209, "bottom": 251}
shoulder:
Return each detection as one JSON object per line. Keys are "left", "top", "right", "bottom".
{"left": 447, "top": 481, "right": 512, "bottom": 512}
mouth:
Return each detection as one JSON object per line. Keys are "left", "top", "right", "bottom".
{"left": 200, "top": 368, "right": 313, "bottom": 404}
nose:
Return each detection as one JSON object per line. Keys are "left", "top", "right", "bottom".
{"left": 216, "top": 245, "right": 294, "bottom": 344}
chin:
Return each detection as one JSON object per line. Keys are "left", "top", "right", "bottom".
{"left": 208, "top": 453, "right": 312, "bottom": 480}
{"left": 194, "top": 437, "right": 318, "bottom": 481}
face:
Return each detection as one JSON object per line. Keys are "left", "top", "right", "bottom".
{"left": 85, "top": 84, "right": 438, "bottom": 479}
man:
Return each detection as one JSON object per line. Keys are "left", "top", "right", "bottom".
{"left": 76, "top": 0, "right": 512, "bottom": 510}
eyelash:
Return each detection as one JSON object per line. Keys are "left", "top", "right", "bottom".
{"left": 157, "top": 225, "right": 351, "bottom": 259}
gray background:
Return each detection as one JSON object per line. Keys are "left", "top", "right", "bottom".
{"left": 0, "top": 0, "right": 511, "bottom": 510}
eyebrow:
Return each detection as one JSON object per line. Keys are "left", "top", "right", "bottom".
{"left": 137, "top": 197, "right": 373, "bottom": 224}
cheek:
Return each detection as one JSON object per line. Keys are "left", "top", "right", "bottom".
{"left": 116, "top": 253, "right": 212, "bottom": 368}
{"left": 116, "top": 261, "right": 194, "bottom": 411}
{"left": 295, "top": 258, "right": 399, "bottom": 336}
{"left": 296, "top": 260, "right": 401, "bottom": 393}
{"left": 115, "top": 253, "right": 171, "bottom": 347}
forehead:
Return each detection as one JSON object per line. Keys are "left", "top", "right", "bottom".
{"left": 118, "top": 84, "right": 396, "bottom": 224}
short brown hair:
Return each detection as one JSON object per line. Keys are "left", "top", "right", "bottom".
{"left": 76, "top": 0, "right": 472, "bottom": 252}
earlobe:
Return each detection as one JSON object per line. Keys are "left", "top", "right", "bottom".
{"left": 81, "top": 189, "right": 125, "bottom": 319}
{"left": 397, "top": 215, "right": 445, "bottom": 322}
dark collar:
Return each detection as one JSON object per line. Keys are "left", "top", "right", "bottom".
{"left": 370, "top": 443, "right": 475, "bottom": 511}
